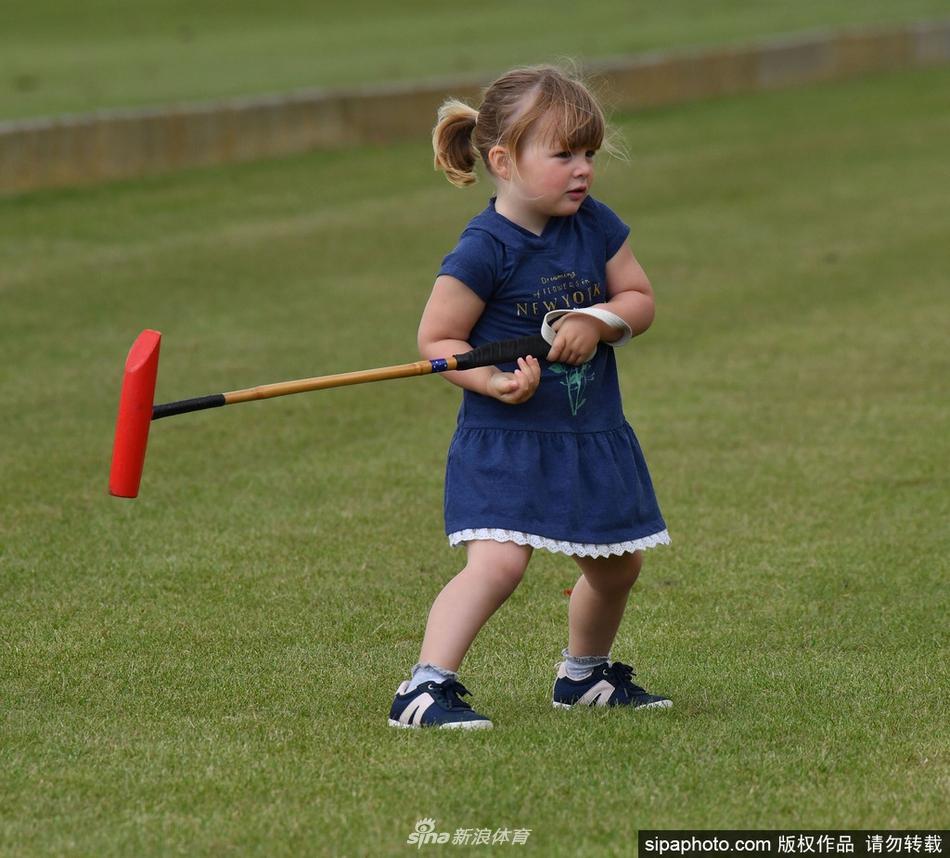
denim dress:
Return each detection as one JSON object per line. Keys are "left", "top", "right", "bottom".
{"left": 437, "top": 197, "right": 669, "bottom": 557}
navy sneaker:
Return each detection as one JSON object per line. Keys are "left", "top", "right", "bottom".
{"left": 388, "top": 679, "right": 493, "bottom": 729}
{"left": 552, "top": 661, "right": 672, "bottom": 710}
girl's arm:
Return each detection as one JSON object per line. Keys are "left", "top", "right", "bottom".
{"left": 602, "top": 243, "right": 656, "bottom": 335}
{"left": 418, "top": 275, "right": 541, "bottom": 404}
{"left": 546, "top": 244, "right": 655, "bottom": 365}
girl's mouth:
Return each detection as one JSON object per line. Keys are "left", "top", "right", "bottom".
{"left": 566, "top": 187, "right": 587, "bottom": 200}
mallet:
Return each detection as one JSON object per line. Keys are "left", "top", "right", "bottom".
{"left": 109, "top": 329, "right": 550, "bottom": 499}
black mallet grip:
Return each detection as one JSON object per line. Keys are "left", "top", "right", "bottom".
{"left": 453, "top": 334, "right": 550, "bottom": 371}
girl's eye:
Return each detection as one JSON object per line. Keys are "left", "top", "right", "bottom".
{"left": 554, "top": 149, "right": 597, "bottom": 160}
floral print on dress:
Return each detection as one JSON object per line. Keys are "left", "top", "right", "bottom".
{"left": 549, "top": 362, "right": 596, "bottom": 416}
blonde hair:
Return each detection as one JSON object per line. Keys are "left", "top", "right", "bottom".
{"left": 432, "top": 65, "right": 616, "bottom": 188}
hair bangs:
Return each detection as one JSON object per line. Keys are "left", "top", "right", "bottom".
{"left": 545, "top": 93, "right": 606, "bottom": 153}
{"left": 455, "top": 64, "right": 623, "bottom": 184}
{"left": 508, "top": 73, "right": 606, "bottom": 156}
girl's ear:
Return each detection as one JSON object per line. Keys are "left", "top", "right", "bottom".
{"left": 487, "top": 145, "right": 511, "bottom": 181}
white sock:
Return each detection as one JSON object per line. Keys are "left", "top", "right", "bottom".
{"left": 406, "top": 662, "right": 458, "bottom": 693}
{"left": 562, "top": 648, "right": 609, "bottom": 680}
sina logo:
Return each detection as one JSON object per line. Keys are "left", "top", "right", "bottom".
{"left": 407, "top": 818, "right": 450, "bottom": 848}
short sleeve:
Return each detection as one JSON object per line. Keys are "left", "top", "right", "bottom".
{"left": 438, "top": 230, "right": 500, "bottom": 302}
{"left": 589, "top": 199, "right": 630, "bottom": 260}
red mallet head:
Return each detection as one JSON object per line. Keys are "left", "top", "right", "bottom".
{"left": 109, "top": 329, "right": 161, "bottom": 498}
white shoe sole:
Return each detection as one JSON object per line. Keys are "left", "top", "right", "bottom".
{"left": 552, "top": 699, "right": 672, "bottom": 710}
{"left": 387, "top": 718, "right": 493, "bottom": 730}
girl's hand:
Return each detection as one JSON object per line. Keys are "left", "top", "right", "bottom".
{"left": 487, "top": 356, "right": 541, "bottom": 404}
{"left": 546, "top": 315, "right": 606, "bottom": 365}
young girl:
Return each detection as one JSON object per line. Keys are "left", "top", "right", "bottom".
{"left": 388, "top": 66, "right": 671, "bottom": 729}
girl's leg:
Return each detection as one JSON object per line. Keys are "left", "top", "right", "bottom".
{"left": 417, "top": 540, "right": 532, "bottom": 672}
{"left": 567, "top": 551, "right": 643, "bottom": 657}
{"left": 555, "top": 550, "right": 671, "bottom": 709}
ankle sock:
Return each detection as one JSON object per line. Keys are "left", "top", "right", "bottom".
{"left": 561, "top": 648, "right": 609, "bottom": 680}
{"left": 406, "top": 662, "right": 458, "bottom": 693}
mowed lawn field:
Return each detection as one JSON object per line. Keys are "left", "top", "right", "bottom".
{"left": 1, "top": 66, "right": 948, "bottom": 855}
{"left": 2, "top": 0, "right": 950, "bottom": 119}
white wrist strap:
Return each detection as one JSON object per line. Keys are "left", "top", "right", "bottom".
{"left": 541, "top": 307, "right": 634, "bottom": 348}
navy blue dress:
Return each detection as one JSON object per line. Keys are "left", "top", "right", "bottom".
{"left": 437, "top": 197, "right": 669, "bottom": 556}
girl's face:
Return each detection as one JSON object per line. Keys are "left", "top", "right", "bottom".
{"left": 496, "top": 120, "right": 596, "bottom": 231}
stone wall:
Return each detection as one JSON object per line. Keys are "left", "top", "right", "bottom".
{"left": 1, "top": 20, "right": 947, "bottom": 195}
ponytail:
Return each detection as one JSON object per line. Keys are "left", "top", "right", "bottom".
{"left": 432, "top": 99, "right": 480, "bottom": 187}
{"left": 433, "top": 67, "right": 613, "bottom": 189}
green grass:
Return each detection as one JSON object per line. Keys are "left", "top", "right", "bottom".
{"left": 2, "top": 66, "right": 949, "bottom": 855}
{"left": 2, "top": 0, "right": 949, "bottom": 120}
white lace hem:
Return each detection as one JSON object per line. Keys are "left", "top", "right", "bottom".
{"left": 448, "top": 527, "right": 670, "bottom": 558}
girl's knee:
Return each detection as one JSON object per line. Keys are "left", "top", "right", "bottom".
{"left": 465, "top": 540, "right": 531, "bottom": 591}
{"left": 581, "top": 551, "right": 643, "bottom": 593}
{"left": 627, "top": 551, "right": 644, "bottom": 581}
{"left": 492, "top": 561, "right": 527, "bottom": 591}
{"left": 488, "top": 551, "right": 530, "bottom": 590}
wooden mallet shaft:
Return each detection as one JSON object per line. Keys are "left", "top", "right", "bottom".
{"left": 109, "top": 331, "right": 550, "bottom": 498}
